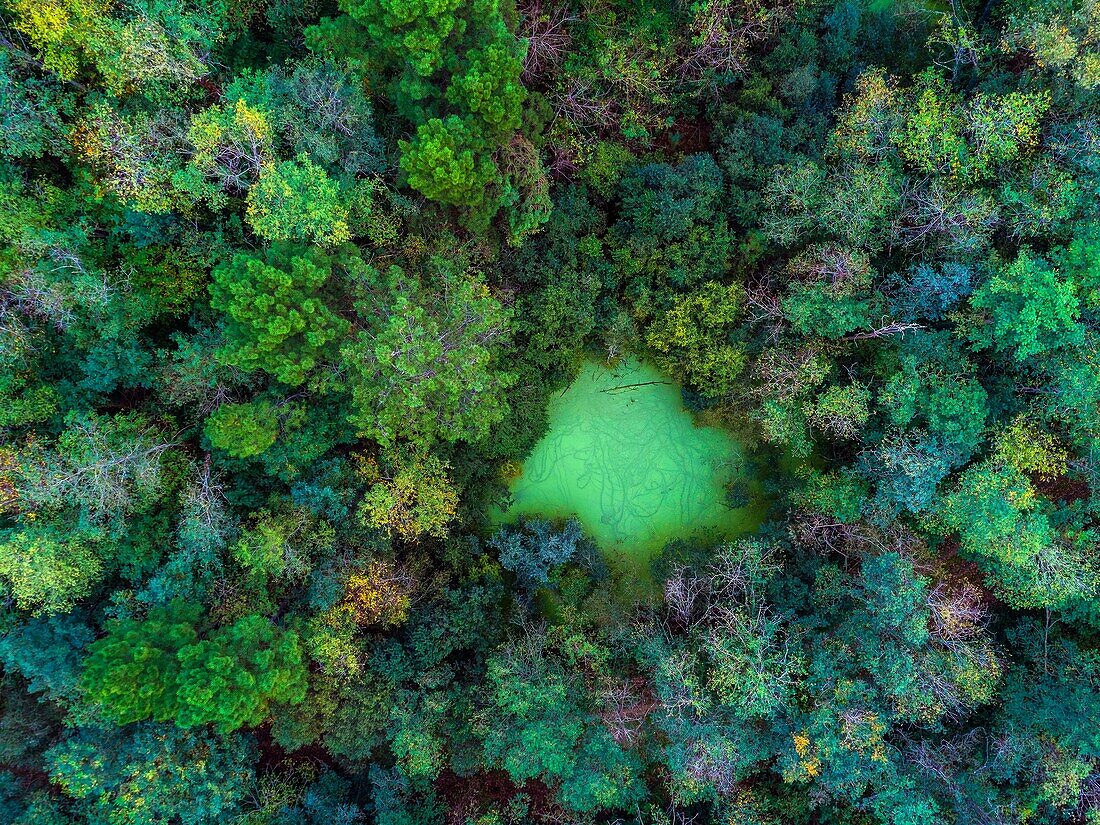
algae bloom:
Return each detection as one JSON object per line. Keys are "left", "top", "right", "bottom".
{"left": 500, "top": 357, "right": 760, "bottom": 567}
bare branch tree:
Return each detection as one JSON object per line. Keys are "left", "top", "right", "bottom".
{"left": 518, "top": 0, "right": 576, "bottom": 82}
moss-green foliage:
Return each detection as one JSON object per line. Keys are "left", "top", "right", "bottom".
{"left": 343, "top": 259, "right": 515, "bottom": 448}
{"left": 398, "top": 116, "right": 499, "bottom": 209}
{"left": 81, "top": 602, "right": 202, "bottom": 725}
{"left": 646, "top": 281, "right": 747, "bottom": 397}
{"left": 209, "top": 244, "right": 350, "bottom": 386}
{"left": 445, "top": 36, "right": 527, "bottom": 138}
{"left": 204, "top": 401, "right": 280, "bottom": 459}
{"left": 0, "top": 526, "right": 102, "bottom": 616}
{"left": 325, "top": 0, "right": 537, "bottom": 234}
{"left": 246, "top": 156, "right": 351, "bottom": 246}
{"left": 969, "top": 247, "right": 1085, "bottom": 361}
{"left": 82, "top": 604, "right": 307, "bottom": 732}
{"left": 174, "top": 615, "right": 308, "bottom": 731}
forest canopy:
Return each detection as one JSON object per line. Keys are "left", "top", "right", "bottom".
{"left": 1, "top": 0, "right": 1100, "bottom": 822}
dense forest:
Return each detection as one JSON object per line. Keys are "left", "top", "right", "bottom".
{"left": 1, "top": 0, "right": 1099, "bottom": 821}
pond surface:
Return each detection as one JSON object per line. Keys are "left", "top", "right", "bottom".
{"left": 498, "top": 358, "right": 763, "bottom": 571}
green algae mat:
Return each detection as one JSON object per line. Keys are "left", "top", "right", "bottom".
{"left": 499, "top": 357, "right": 762, "bottom": 569}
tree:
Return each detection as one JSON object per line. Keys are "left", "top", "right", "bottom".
{"left": 81, "top": 601, "right": 202, "bottom": 724}
{"left": 939, "top": 460, "right": 1092, "bottom": 609}
{"left": 175, "top": 615, "right": 308, "bottom": 732}
{"left": 445, "top": 35, "right": 527, "bottom": 138}
{"left": 762, "top": 158, "right": 900, "bottom": 252}
{"left": 489, "top": 518, "right": 586, "bottom": 590}
{"left": 175, "top": 99, "right": 273, "bottom": 208}
{"left": 877, "top": 333, "right": 989, "bottom": 457}
{"left": 646, "top": 281, "right": 747, "bottom": 397}
{"left": 222, "top": 60, "right": 384, "bottom": 177}
{"left": 0, "top": 524, "right": 102, "bottom": 615}
{"left": 358, "top": 451, "right": 459, "bottom": 541}
{"left": 14, "top": 411, "right": 174, "bottom": 528}
{"left": 204, "top": 400, "right": 280, "bottom": 459}
{"left": 860, "top": 429, "right": 960, "bottom": 517}
{"left": 968, "top": 248, "right": 1084, "bottom": 362}
{"left": 82, "top": 605, "right": 307, "bottom": 731}
{"left": 398, "top": 116, "right": 499, "bottom": 212}
{"left": 48, "top": 724, "right": 255, "bottom": 825}
{"left": 71, "top": 103, "right": 184, "bottom": 214}
{"left": 246, "top": 156, "right": 351, "bottom": 247}
{"left": 479, "top": 637, "right": 644, "bottom": 813}
{"left": 611, "top": 154, "right": 734, "bottom": 294}
{"left": 747, "top": 345, "right": 832, "bottom": 458}
{"left": 331, "top": 0, "right": 537, "bottom": 232}
{"left": 340, "top": 0, "right": 470, "bottom": 77}
{"left": 887, "top": 262, "right": 973, "bottom": 322}
{"left": 336, "top": 557, "right": 415, "bottom": 628}
{"left": 209, "top": 245, "right": 350, "bottom": 386}
{"left": 1002, "top": 0, "right": 1100, "bottom": 90}
{"left": 343, "top": 260, "right": 514, "bottom": 448}
{"left": 229, "top": 504, "right": 318, "bottom": 580}
{"left": 804, "top": 382, "right": 871, "bottom": 442}
{"left": 0, "top": 52, "right": 72, "bottom": 160}
{"left": 0, "top": 612, "right": 92, "bottom": 703}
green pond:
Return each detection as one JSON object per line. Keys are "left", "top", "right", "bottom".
{"left": 497, "top": 358, "right": 764, "bottom": 571}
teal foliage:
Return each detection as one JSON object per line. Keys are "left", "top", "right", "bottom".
{"left": 611, "top": 154, "right": 734, "bottom": 294}
{"left": 0, "top": 613, "right": 93, "bottom": 703}
{"left": 48, "top": 725, "right": 256, "bottom": 825}
{"left": 489, "top": 518, "right": 585, "bottom": 589}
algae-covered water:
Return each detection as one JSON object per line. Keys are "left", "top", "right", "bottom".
{"left": 498, "top": 358, "right": 763, "bottom": 570}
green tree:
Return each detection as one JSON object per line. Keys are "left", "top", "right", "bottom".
{"left": 479, "top": 639, "right": 644, "bottom": 813}
{"left": 939, "top": 460, "right": 1092, "bottom": 609}
{"left": 0, "top": 52, "right": 72, "bottom": 160}
{"left": 82, "top": 606, "right": 307, "bottom": 731}
{"left": 81, "top": 601, "right": 201, "bottom": 724}
{"left": 14, "top": 412, "right": 175, "bottom": 528}
{"left": 48, "top": 725, "right": 255, "bottom": 825}
{"left": 246, "top": 156, "right": 351, "bottom": 247}
{"left": 5, "top": 0, "right": 221, "bottom": 101}
{"left": 175, "top": 615, "right": 308, "bottom": 732}
{"left": 611, "top": 155, "right": 734, "bottom": 295}
{"left": 445, "top": 35, "right": 527, "bottom": 138}
{"left": 1002, "top": 0, "right": 1100, "bottom": 89}
{"left": 877, "top": 333, "right": 989, "bottom": 457}
{"left": 968, "top": 248, "right": 1084, "bottom": 362}
{"left": 398, "top": 116, "right": 499, "bottom": 212}
{"left": 646, "top": 281, "right": 747, "bottom": 397}
{"left": 209, "top": 245, "right": 350, "bottom": 386}
{"left": 0, "top": 526, "right": 102, "bottom": 615}
{"left": 204, "top": 401, "right": 280, "bottom": 459}
{"left": 325, "top": 0, "right": 537, "bottom": 232}
{"left": 174, "top": 99, "right": 273, "bottom": 208}
{"left": 358, "top": 451, "right": 459, "bottom": 541}
{"left": 71, "top": 103, "right": 184, "bottom": 214}
{"left": 340, "top": 0, "right": 469, "bottom": 77}
{"left": 343, "top": 261, "right": 514, "bottom": 447}
{"left": 221, "top": 60, "right": 384, "bottom": 177}
{"left": 0, "top": 613, "right": 93, "bottom": 703}
{"left": 229, "top": 503, "right": 322, "bottom": 580}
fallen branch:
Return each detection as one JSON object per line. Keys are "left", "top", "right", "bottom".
{"left": 601, "top": 381, "right": 671, "bottom": 393}
{"left": 843, "top": 321, "right": 924, "bottom": 341}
